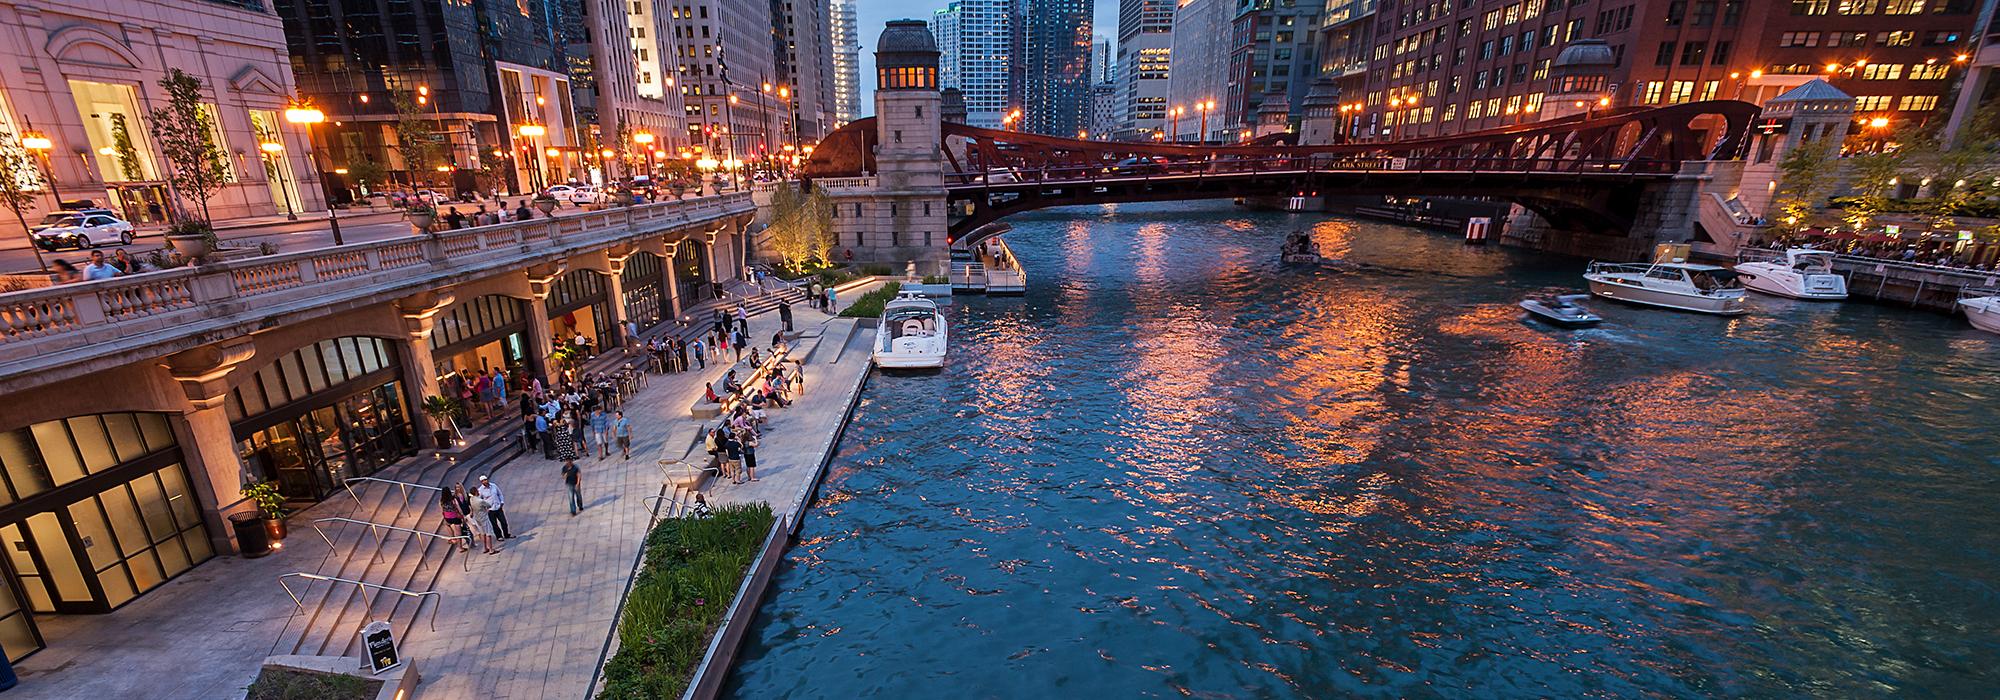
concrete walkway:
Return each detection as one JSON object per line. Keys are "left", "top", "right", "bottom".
{"left": 3, "top": 286, "right": 879, "bottom": 699}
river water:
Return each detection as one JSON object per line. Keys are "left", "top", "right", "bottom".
{"left": 724, "top": 201, "right": 2000, "bottom": 698}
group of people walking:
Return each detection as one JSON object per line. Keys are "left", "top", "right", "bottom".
{"left": 439, "top": 475, "right": 512, "bottom": 555}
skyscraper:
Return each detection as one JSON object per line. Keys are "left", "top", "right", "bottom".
{"left": 678, "top": 0, "right": 780, "bottom": 166}
{"left": 932, "top": 0, "right": 1018, "bottom": 129}
{"left": 1021, "top": 0, "right": 1093, "bottom": 136}
{"left": 1166, "top": 0, "right": 1231, "bottom": 142}
{"left": 774, "top": 0, "right": 838, "bottom": 142}
{"left": 830, "top": 0, "right": 863, "bottom": 126}
{"left": 1116, "top": 0, "right": 1175, "bottom": 140}
{"left": 1224, "top": 0, "right": 1323, "bottom": 137}
{"left": 1093, "top": 35, "right": 1116, "bottom": 84}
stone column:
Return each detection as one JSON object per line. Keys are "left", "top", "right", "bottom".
{"left": 161, "top": 338, "right": 257, "bottom": 554}
{"left": 393, "top": 291, "right": 455, "bottom": 448}
{"left": 662, "top": 240, "right": 683, "bottom": 319}
{"left": 604, "top": 250, "right": 633, "bottom": 347}
{"left": 524, "top": 262, "right": 566, "bottom": 383}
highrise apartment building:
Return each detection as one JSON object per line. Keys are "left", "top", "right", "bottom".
{"left": 1166, "top": 0, "right": 1232, "bottom": 141}
{"left": 1117, "top": 0, "right": 1177, "bottom": 139}
{"left": 1225, "top": 0, "right": 1324, "bottom": 138}
{"left": 774, "top": 0, "right": 838, "bottom": 143}
{"left": 830, "top": 0, "right": 864, "bottom": 126}
{"left": 676, "top": 0, "right": 781, "bottom": 166}
{"left": 1021, "top": 0, "right": 1094, "bottom": 136}
{"left": 1321, "top": 0, "right": 1979, "bottom": 142}
{"left": 933, "top": 0, "right": 1018, "bottom": 129}
{"left": 1094, "top": 36, "right": 1117, "bottom": 83}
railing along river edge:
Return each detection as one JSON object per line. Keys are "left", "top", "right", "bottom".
{"left": 0, "top": 193, "right": 752, "bottom": 367}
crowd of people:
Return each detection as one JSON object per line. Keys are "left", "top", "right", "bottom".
{"left": 701, "top": 341, "right": 804, "bottom": 486}
{"left": 1764, "top": 238, "right": 2000, "bottom": 271}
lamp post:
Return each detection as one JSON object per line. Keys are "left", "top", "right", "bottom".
{"left": 259, "top": 141, "right": 297, "bottom": 220}
{"left": 1196, "top": 100, "right": 1215, "bottom": 145}
{"left": 284, "top": 103, "right": 343, "bottom": 245}
{"left": 517, "top": 123, "right": 547, "bottom": 191}
{"left": 633, "top": 131, "right": 656, "bottom": 179}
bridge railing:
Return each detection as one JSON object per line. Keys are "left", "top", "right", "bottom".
{"left": 947, "top": 154, "right": 1680, "bottom": 187}
{"left": 0, "top": 193, "right": 751, "bottom": 370}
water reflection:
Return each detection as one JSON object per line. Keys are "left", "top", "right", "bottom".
{"left": 725, "top": 201, "right": 2000, "bottom": 698}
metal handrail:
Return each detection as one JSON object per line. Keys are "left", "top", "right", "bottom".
{"left": 309, "top": 517, "right": 472, "bottom": 572}
{"left": 341, "top": 476, "right": 444, "bottom": 513}
{"left": 275, "top": 572, "right": 443, "bottom": 635}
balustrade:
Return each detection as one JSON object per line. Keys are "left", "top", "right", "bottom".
{"left": 0, "top": 194, "right": 753, "bottom": 364}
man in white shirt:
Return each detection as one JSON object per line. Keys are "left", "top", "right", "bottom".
{"left": 475, "top": 475, "right": 513, "bottom": 539}
{"left": 80, "top": 250, "right": 122, "bottom": 281}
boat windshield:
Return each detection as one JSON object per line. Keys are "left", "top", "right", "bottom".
{"left": 883, "top": 308, "right": 936, "bottom": 340}
{"left": 1793, "top": 253, "right": 1835, "bottom": 271}
{"left": 1689, "top": 269, "right": 1741, "bottom": 290}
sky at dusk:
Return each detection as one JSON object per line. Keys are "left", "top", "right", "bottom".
{"left": 853, "top": 0, "right": 1120, "bottom": 110}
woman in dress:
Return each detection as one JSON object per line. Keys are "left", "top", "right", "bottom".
{"left": 459, "top": 484, "right": 497, "bottom": 554}
{"left": 439, "top": 488, "right": 469, "bottom": 552}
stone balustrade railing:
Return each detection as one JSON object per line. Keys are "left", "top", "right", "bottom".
{"left": 0, "top": 193, "right": 753, "bottom": 387}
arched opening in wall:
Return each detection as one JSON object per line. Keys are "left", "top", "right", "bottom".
{"left": 0, "top": 411, "right": 214, "bottom": 661}
{"left": 673, "top": 242, "right": 712, "bottom": 308}
{"left": 431, "top": 295, "right": 535, "bottom": 407}
{"left": 622, "top": 252, "right": 671, "bottom": 332}
{"left": 546, "top": 270, "right": 614, "bottom": 362}
{"left": 225, "top": 337, "right": 416, "bottom": 504}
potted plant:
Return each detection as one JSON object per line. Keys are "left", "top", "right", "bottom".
{"left": 243, "top": 480, "right": 288, "bottom": 541}
{"left": 164, "top": 219, "right": 217, "bottom": 260}
{"left": 534, "top": 194, "right": 559, "bottom": 214}
{"left": 419, "top": 395, "right": 465, "bottom": 448}
{"left": 406, "top": 203, "right": 436, "bottom": 233}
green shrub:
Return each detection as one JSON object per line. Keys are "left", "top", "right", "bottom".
{"left": 599, "top": 502, "right": 776, "bottom": 700}
{"left": 837, "top": 282, "right": 903, "bottom": 318}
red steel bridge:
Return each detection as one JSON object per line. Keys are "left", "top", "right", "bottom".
{"left": 804, "top": 100, "right": 1758, "bottom": 248}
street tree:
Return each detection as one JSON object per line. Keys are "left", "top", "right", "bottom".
{"left": 1773, "top": 140, "right": 1837, "bottom": 236}
{"left": 147, "top": 68, "right": 229, "bottom": 226}
{"left": 0, "top": 130, "right": 50, "bottom": 271}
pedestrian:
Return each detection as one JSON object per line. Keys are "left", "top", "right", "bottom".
{"left": 476, "top": 475, "right": 512, "bottom": 539}
{"left": 522, "top": 413, "right": 539, "bottom": 453}
{"left": 445, "top": 207, "right": 466, "bottom": 229}
{"left": 809, "top": 281, "right": 824, "bottom": 310}
{"left": 687, "top": 492, "right": 714, "bottom": 518}
{"left": 731, "top": 329, "right": 744, "bottom": 362}
{"left": 562, "top": 459, "right": 583, "bottom": 515}
{"left": 111, "top": 249, "right": 138, "bottom": 275}
{"left": 691, "top": 338, "right": 707, "bottom": 369}
{"left": 771, "top": 330, "right": 784, "bottom": 351}
{"left": 675, "top": 338, "right": 690, "bottom": 372}
{"left": 589, "top": 407, "right": 610, "bottom": 459}
{"left": 464, "top": 486, "right": 500, "bottom": 552}
{"left": 440, "top": 488, "right": 471, "bottom": 551}
{"left": 51, "top": 259, "right": 79, "bottom": 283}
{"left": 825, "top": 286, "right": 837, "bottom": 311}
{"left": 778, "top": 300, "right": 793, "bottom": 332}
{"left": 722, "top": 425, "right": 744, "bottom": 484}
{"left": 738, "top": 426, "right": 760, "bottom": 482}
{"left": 614, "top": 410, "right": 632, "bottom": 460}
{"left": 81, "top": 250, "right": 122, "bottom": 280}
{"left": 536, "top": 411, "right": 553, "bottom": 459}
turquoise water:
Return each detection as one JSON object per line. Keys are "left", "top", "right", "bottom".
{"left": 723, "top": 201, "right": 2000, "bottom": 698}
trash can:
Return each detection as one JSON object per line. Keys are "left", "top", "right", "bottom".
{"left": 230, "top": 512, "right": 271, "bottom": 558}
{"left": 0, "top": 643, "right": 17, "bottom": 691}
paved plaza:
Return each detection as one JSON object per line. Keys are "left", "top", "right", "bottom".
{"left": 7, "top": 286, "right": 880, "bottom": 699}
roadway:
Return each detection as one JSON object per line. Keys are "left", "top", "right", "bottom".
{"left": 0, "top": 203, "right": 606, "bottom": 274}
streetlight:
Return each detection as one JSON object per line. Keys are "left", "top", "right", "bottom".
{"left": 633, "top": 131, "right": 656, "bottom": 179}
{"left": 1195, "top": 100, "right": 1215, "bottom": 144}
{"left": 518, "top": 123, "right": 547, "bottom": 191}
{"left": 284, "top": 102, "right": 343, "bottom": 244}
{"left": 17, "top": 129, "right": 54, "bottom": 271}
{"left": 1169, "top": 106, "right": 1183, "bottom": 142}
{"left": 260, "top": 141, "right": 296, "bottom": 220}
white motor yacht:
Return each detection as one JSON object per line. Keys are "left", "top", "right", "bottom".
{"left": 1735, "top": 248, "right": 1848, "bottom": 300}
{"left": 1959, "top": 295, "right": 2000, "bottom": 335}
{"left": 1584, "top": 260, "right": 1747, "bottom": 315}
{"left": 873, "top": 292, "right": 948, "bottom": 369}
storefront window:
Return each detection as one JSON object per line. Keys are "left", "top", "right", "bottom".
{"left": 622, "top": 252, "right": 668, "bottom": 330}
{"left": 546, "top": 271, "right": 612, "bottom": 351}
{"left": 68, "top": 80, "right": 158, "bottom": 182}
{"left": 227, "top": 338, "right": 414, "bottom": 503}
{"left": 673, "top": 242, "right": 710, "bottom": 306}
{"left": 0, "top": 411, "right": 211, "bottom": 660}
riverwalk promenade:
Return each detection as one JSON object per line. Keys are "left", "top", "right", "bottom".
{"left": 6, "top": 285, "right": 880, "bottom": 699}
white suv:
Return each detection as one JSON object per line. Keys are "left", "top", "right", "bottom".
{"left": 31, "top": 210, "right": 135, "bottom": 250}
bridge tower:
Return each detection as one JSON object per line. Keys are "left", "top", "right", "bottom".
{"left": 825, "top": 19, "right": 952, "bottom": 275}
{"left": 1736, "top": 79, "right": 1854, "bottom": 220}
{"left": 1541, "top": 39, "right": 1615, "bottom": 122}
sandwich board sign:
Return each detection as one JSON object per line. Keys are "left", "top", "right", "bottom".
{"left": 362, "top": 620, "right": 401, "bottom": 674}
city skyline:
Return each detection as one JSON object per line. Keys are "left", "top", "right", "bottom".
{"left": 855, "top": 0, "right": 1119, "bottom": 114}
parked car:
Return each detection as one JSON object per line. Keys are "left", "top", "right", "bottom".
{"left": 544, "top": 185, "right": 578, "bottom": 201}
{"left": 31, "top": 210, "right": 135, "bottom": 250}
{"left": 567, "top": 186, "right": 609, "bottom": 205}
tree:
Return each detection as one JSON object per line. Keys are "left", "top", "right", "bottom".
{"left": 1772, "top": 140, "right": 1837, "bottom": 236}
{"left": 0, "top": 130, "right": 50, "bottom": 271}
{"left": 109, "top": 113, "right": 143, "bottom": 181}
{"left": 1908, "top": 102, "right": 2000, "bottom": 230}
{"left": 346, "top": 157, "right": 387, "bottom": 195}
{"left": 147, "top": 68, "right": 229, "bottom": 225}
{"left": 763, "top": 185, "right": 834, "bottom": 272}
{"left": 1842, "top": 147, "right": 1906, "bottom": 232}
{"left": 391, "top": 91, "right": 441, "bottom": 187}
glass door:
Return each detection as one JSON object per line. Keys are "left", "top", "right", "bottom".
{"left": 240, "top": 422, "right": 329, "bottom": 503}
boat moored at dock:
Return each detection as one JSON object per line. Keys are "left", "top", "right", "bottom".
{"left": 872, "top": 292, "right": 948, "bottom": 369}
{"left": 1735, "top": 248, "right": 1848, "bottom": 300}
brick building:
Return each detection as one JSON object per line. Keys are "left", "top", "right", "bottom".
{"left": 1317, "top": 0, "right": 1980, "bottom": 143}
